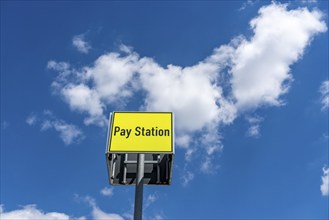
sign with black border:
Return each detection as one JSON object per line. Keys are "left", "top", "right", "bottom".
{"left": 106, "top": 112, "right": 174, "bottom": 153}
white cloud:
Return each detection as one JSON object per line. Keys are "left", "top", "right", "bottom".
{"left": 246, "top": 115, "right": 263, "bottom": 138}
{"left": 181, "top": 170, "right": 194, "bottom": 186}
{"left": 321, "top": 166, "right": 329, "bottom": 196}
{"left": 100, "top": 187, "right": 114, "bottom": 197}
{"left": 51, "top": 121, "right": 84, "bottom": 145}
{"left": 91, "top": 206, "right": 123, "bottom": 220}
{"left": 247, "top": 124, "right": 261, "bottom": 137}
{"left": 231, "top": 3, "right": 327, "bottom": 110}
{"left": 48, "top": 3, "right": 327, "bottom": 181}
{"left": 26, "top": 113, "right": 37, "bottom": 125}
{"left": 206, "top": 145, "right": 222, "bottom": 156}
{"left": 61, "top": 84, "right": 106, "bottom": 126}
{"left": 49, "top": 3, "right": 327, "bottom": 131}
{"left": 49, "top": 41, "right": 235, "bottom": 133}
{"left": 238, "top": 0, "right": 255, "bottom": 11}
{"left": 138, "top": 58, "right": 226, "bottom": 132}
{"left": 85, "top": 52, "right": 139, "bottom": 103}
{"left": 301, "top": 0, "right": 317, "bottom": 4}
{"left": 200, "top": 156, "right": 220, "bottom": 174}
{"left": 80, "top": 196, "right": 124, "bottom": 220}
{"left": 28, "top": 111, "right": 84, "bottom": 145}
{"left": 184, "top": 148, "right": 195, "bottom": 161}
{"left": 41, "top": 120, "right": 53, "bottom": 131}
{"left": 146, "top": 194, "right": 157, "bottom": 203}
{"left": 201, "top": 124, "right": 223, "bottom": 156}
{"left": 122, "top": 210, "right": 133, "bottom": 220}
{"left": 200, "top": 157, "right": 212, "bottom": 173}
{"left": 175, "top": 134, "right": 191, "bottom": 149}
{"left": 40, "top": 118, "right": 84, "bottom": 145}
{"left": 153, "top": 214, "right": 164, "bottom": 220}
{"left": 0, "top": 204, "right": 79, "bottom": 220}
{"left": 144, "top": 193, "right": 158, "bottom": 209}
{"left": 72, "top": 35, "right": 91, "bottom": 54}
{"left": 319, "top": 80, "right": 329, "bottom": 110}
{"left": 47, "top": 60, "right": 70, "bottom": 72}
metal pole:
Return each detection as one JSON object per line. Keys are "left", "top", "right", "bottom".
{"left": 134, "top": 153, "right": 144, "bottom": 220}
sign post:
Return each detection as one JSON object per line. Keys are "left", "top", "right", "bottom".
{"left": 134, "top": 153, "right": 144, "bottom": 220}
{"left": 105, "top": 112, "right": 174, "bottom": 220}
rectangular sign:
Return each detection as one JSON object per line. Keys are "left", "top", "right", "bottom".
{"left": 107, "top": 112, "right": 174, "bottom": 153}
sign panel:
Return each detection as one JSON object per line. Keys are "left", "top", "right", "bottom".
{"left": 108, "top": 112, "right": 173, "bottom": 153}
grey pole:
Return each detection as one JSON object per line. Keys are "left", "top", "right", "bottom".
{"left": 134, "top": 153, "right": 144, "bottom": 220}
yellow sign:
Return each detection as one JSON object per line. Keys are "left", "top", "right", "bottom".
{"left": 107, "top": 112, "right": 174, "bottom": 153}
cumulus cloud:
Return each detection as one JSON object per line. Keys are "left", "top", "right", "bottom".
{"left": 321, "top": 166, "right": 329, "bottom": 196}
{"left": 61, "top": 84, "right": 106, "bottom": 126}
{"left": 319, "top": 80, "right": 329, "bottom": 110}
{"left": 138, "top": 55, "right": 230, "bottom": 132}
{"left": 90, "top": 205, "right": 123, "bottom": 220}
{"left": 175, "top": 134, "right": 192, "bottom": 149}
{"left": 72, "top": 35, "right": 91, "bottom": 54}
{"left": 41, "top": 119, "right": 84, "bottom": 145}
{"left": 79, "top": 196, "right": 124, "bottom": 220}
{"left": 48, "top": 3, "right": 327, "bottom": 177}
{"left": 100, "top": 187, "right": 114, "bottom": 197}
{"left": 48, "top": 39, "right": 235, "bottom": 133}
{"left": 231, "top": 3, "right": 327, "bottom": 110}
{"left": 86, "top": 52, "right": 139, "bottom": 102}
{"left": 0, "top": 204, "right": 80, "bottom": 220}
{"left": 27, "top": 110, "right": 84, "bottom": 145}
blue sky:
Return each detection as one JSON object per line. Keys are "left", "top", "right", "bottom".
{"left": 1, "top": 1, "right": 328, "bottom": 219}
